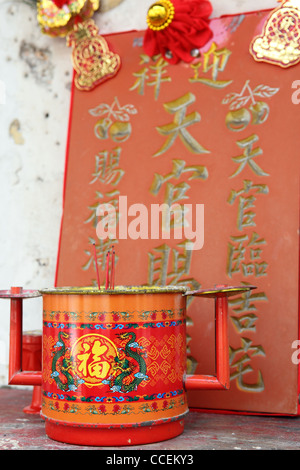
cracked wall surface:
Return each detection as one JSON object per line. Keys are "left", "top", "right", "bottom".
{"left": 0, "top": 0, "right": 278, "bottom": 385}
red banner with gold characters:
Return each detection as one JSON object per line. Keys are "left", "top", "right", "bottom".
{"left": 55, "top": 11, "right": 300, "bottom": 414}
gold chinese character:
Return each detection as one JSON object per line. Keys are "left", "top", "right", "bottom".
{"left": 82, "top": 237, "right": 118, "bottom": 274}
{"left": 229, "top": 337, "right": 265, "bottom": 392}
{"left": 227, "top": 234, "right": 248, "bottom": 277}
{"left": 190, "top": 42, "right": 232, "bottom": 88}
{"left": 150, "top": 159, "right": 208, "bottom": 195}
{"left": 148, "top": 243, "right": 170, "bottom": 286}
{"left": 77, "top": 341, "right": 110, "bottom": 379}
{"left": 230, "top": 134, "right": 269, "bottom": 178}
{"left": 130, "top": 55, "right": 171, "bottom": 99}
{"left": 148, "top": 57, "right": 171, "bottom": 100}
{"left": 84, "top": 190, "right": 120, "bottom": 228}
{"left": 147, "top": 241, "right": 200, "bottom": 306}
{"left": 228, "top": 287, "right": 268, "bottom": 314}
{"left": 231, "top": 314, "right": 258, "bottom": 333}
{"left": 153, "top": 93, "right": 210, "bottom": 156}
{"left": 228, "top": 180, "right": 269, "bottom": 231}
{"left": 227, "top": 232, "right": 268, "bottom": 278}
{"left": 90, "top": 147, "right": 124, "bottom": 186}
{"left": 130, "top": 66, "right": 149, "bottom": 95}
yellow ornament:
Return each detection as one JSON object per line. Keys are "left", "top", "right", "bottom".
{"left": 36, "top": 0, "right": 121, "bottom": 91}
{"left": 146, "top": 0, "right": 175, "bottom": 31}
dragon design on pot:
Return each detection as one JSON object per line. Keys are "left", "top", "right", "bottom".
{"left": 103, "top": 332, "right": 149, "bottom": 393}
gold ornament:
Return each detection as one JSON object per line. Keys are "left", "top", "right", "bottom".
{"left": 250, "top": 0, "right": 300, "bottom": 68}
{"left": 146, "top": 0, "right": 175, "bottom": 31}
{"left": 66, "top": 19, "right": 121, "bottom": 91}
{"left": 37, "top": 0, "right": 100, "bottom": 37}
{"left": 36, "top": 1, "right": 121, "bottom": 90}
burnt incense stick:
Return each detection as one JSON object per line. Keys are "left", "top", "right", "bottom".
{"left": 110, "top": 246, "right": 115, "bottom": 290}
{"left": 105, "top": 251, "right": 110, "bottom": 289}
{"left": 93, "top": 242, "right": 101, "bottom": 290}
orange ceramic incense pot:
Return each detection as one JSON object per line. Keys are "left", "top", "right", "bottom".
{"left": 5, "top": 284, "right": 255, "bottom": 446}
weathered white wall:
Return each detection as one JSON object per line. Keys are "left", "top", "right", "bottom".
{"left": 0, "top": 0, "right": 278, "bottom": 384}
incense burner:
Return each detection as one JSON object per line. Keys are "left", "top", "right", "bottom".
{"left": 4, "top": 284, "right": 255, "bottom": 446}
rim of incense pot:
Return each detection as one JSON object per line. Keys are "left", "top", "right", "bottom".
{"left": 39, "top": 285, "right": 187, "bottom": 295}
{"left": 39, "top": 285, "right": 254, "bottom": 296}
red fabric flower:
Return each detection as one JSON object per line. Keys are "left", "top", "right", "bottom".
{"left": 143, "top": 0, "right": 213, "bottom": 64}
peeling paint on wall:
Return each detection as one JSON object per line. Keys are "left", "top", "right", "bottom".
{"left": 19, "top": 40, "right": 54, "bottom": 86}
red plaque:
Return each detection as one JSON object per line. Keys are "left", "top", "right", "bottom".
{"left": 56, "top": 11, "right": 300, "bottom": 414}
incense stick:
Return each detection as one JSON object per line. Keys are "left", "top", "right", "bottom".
{"left": 93, "top": 242, "right": 101, "bottom": 290}
{"left": 105, "top": 251, "right": 110, "bottom": 289}
{"left": 110, "top": 246, "right": 115, "bottom": 290}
